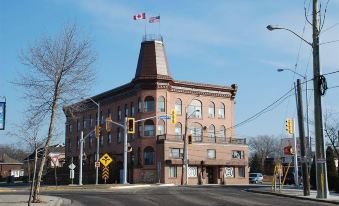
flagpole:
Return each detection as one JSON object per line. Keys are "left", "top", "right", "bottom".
{"left": 144, "top": 13, "right": 147, "bottom": 37}
{"left": 158, "top": 13, "right": 161, "bottom": 37}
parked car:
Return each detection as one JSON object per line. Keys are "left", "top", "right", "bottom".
{"left": 249, "top": 173, "right": 263, "bottom": 184}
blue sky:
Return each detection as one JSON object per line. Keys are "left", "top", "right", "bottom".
{"left": 1, "top": 0, "right": 338, "bottom": 145}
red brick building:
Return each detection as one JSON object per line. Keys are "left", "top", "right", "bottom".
{"left": 64, "top": 35, "right": 248, "bottom": 185}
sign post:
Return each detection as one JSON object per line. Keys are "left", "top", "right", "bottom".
{"left": 68, "top": 163, "right": 76, "bottom": 185}
{"left": 100, "top": 153, "right": 113, "bottom": 184}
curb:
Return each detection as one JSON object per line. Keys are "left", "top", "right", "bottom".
{"left": 246, "top": 189, "right": 339, "bottom": 205}
{"left": 112, "top": 184, "right": 152, "bottom": 189}
{"left": 0, "top": 189, "right": 17, "bottom": 193}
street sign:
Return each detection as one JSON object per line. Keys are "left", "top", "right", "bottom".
{"left": 159, "top": 115, "right": 171, "bottom": 120}
{"left": 100, "top": 153, "right": 113, "bottom": 167}
{"left": 102, "top": 166, "right": 110, "bottom": 183}
{"left": 95, "top": 161, "right": 100, "bottom": 168}
{"left": 70, "top": 169, "right": 74, "bottom": 179}
{"left": 68, "top": 163, "right": 76, "bottom": 170}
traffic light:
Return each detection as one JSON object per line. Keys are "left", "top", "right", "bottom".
{"left": 188, "top": 134, "right": 193, "bottom": 144}
{"left": 171, "top": 109, "right": 176, "bottom": 124}
{"left": 95, "top": 125, "right": 101, "bottom": 138}
{"left": 127, "top": 118, "right": 135, "bottom": 134}
{"left": 105, "top": 117, "right": 111, "bottom": 132}
{"left": 285, "top": 118, "right": 294, "bottom": 134}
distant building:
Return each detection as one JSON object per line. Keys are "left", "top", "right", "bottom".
{"left": 23, "top": 144, "right": 65, "bottom": 182}
{"left": 0, "top": 153, "right": 23, "bottom": 179}
{"left": 64, "top": 35, "right": 248, "bottom": 185}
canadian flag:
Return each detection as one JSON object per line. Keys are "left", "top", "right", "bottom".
{"left": 133, "top": 13, "right": 146, "bottom": 20}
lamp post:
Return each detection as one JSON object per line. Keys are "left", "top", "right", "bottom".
{"left": 84, "top": 97, "right": 100, "bottom": 185}
{"left": 277, "top": 68, "right": 311, "bottom": 171}
{"left": 267, "top": 0, "right": 329, "bottom": 198}
{"left": 183, "top": 95, "right": 200, "bottom": 185}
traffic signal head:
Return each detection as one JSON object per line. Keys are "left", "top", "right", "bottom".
{"left": 171, "top": 109, "right": 176, "bottom": 124}
{"left": 105, "top": 117, "right": 112, "bottom": 132}
{"left": 127, "top": 118, "right": 135, "bottom": 134}
{"left": 285, "top": 118, "right": 294, "bottom": 135}
{"left": 95, "top": 125, "right": 101, "bottom": 138}
{"left": 188, "top": 134, "right": 192, "bottom": 144}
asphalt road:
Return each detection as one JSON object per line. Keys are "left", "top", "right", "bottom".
{"left": 42, "top": 185, "right": 333, "bottom": 206}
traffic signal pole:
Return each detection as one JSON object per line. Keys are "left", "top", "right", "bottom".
{"left": 106, "top": 115, "right": 158, "bottom": 184}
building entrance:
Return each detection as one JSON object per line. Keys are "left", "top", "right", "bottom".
{"left": 206, "top": 167, "right": 214, "bottom": 184}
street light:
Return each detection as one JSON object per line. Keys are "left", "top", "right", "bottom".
{"left": 277, "top": 68, "right": 311, "bottom": 163}
{"left": 82, "top": 97, "right": 100, "bottom": 185}
{"left": 183, "top": 95, "right": 200, "bottom": 185}
{"left": 267, "top": 4, "right": 328, "bottom": 198}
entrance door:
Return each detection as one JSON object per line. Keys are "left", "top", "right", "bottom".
{"left": 206, "top": 167, "right": 214, "bottom": 184}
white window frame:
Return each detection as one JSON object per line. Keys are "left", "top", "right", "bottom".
{"left": 169, "top": 166, "right": 177, "bottom": 178}
{"left": 188, "top": 166, "right": 198, "bottom": 177}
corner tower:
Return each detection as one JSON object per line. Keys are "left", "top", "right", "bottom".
{"left": 134, "top": 35, "right": 172, "bottom": 81}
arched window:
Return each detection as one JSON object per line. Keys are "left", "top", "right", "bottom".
{"left": 144, "top": 96, "right": 155, "bottom": 112}
{"left": 158, "top": 120, "right": 165, "bottom": 135}
{"left": 144, "top": 119, "right": 155, "bottom": 136}
{"left": 189, "top": 122, "right": 202, "bottom": 142}
{"left": 208, "top": 124, "right": 216, "bottom": 143}
{"left": 219, "top": 103, "right": 225, "bottom": 119}
{"left": 220, "top": 125, "right": 226, "bottom": 142}
{"left": 175, "top": 98, "right": 182, "bottom": 115}
{"left": 158, "top": 96, "right": 165, "bottom": 112}
{"left": 175, "top": 122, "right": 182, "bottom": 140}
{"left": 144, "top": 146, "right": 155, "bottom": 165}
{"left": 208, "top": 102, "right": 215, "bottom": 118}
{"left": 138, "top": 97, "right": 142, "bottom": 113}
{"left": 188, "top": 99, "right": 202, "bottom": 118}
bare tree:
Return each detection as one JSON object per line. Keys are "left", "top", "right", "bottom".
{"left": 324, "top": 110, "right": 339, "bottom": 175}
{"left": 248, "top": 135, "right": 281, "bottom": 172}
{"left": 13, "top": 24, "right": 96, "bottom": 202}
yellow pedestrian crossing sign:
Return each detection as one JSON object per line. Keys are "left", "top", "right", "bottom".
{"left": 100, "top": 153, "right": 113, "bottom": 167}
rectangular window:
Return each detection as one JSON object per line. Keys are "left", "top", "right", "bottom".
{"left": 169, "top": 166, "right": 177, "bottom": 178}
{"left": 100, "top": 111, "right": 104, "bottom": 124}
{"left": 117, "top": 128, "right": 122, "bottom": 143}
{"left": 100, "top": 135, "right": 103, "bottom": 146}
{"left": 169, "top": 148, "right": 183, "bottom": 158}
{"left": 238, "top": 167, "right": 245, "bottom": 178}
{"left": 188, "top": 166, "right": 197, "bottom": 177}
{"left": 77, "top": 119, "right": 80, "bottom": 132}
{"left": 232, "top": 151, "right": 244, "bottom": 159}
{"left": 69, "top": 124, "right": 73, "bottom": 133}
{"left": 207, "top": 149, "right": 216, "bottom": 159}
{"left": 208, "top": 107, "right": 214, "bottom": 118}
{"left": 124, "top": 104, "right": 128, "bottom": 117}
{"left": 90, "top": 115, "right": 93, "bottom": 127}
{"left": 130, "top": 102, "right": 135, "bottom": 117}
{"left": 108, "top": 133, "right": 112, "bottom": 144}
{"left": 117, "top": 107, "right": 121, "bottom": 121}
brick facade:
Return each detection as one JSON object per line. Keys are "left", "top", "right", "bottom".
{"left": 64, "top": 37, "right": 248, "bottom": 185}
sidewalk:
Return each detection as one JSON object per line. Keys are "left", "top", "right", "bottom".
{"left": 247, "top": 187, "right": 339, "bottom": 204}
{"left": 0, "top": 195, "right": 71, "bottom": 206}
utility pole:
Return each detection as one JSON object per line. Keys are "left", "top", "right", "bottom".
{"left": 123, "top": 117, "right": 128, "bottom": 184}
{"left": 79, "top": 131, "right": 83, "bottom": 185}
{"left": 95, "top": 103, "right": 100, "bottom": 185}
{"left": 296, "top": 79, "right": 310, "bottom": 196}
{"left": 292, "top": 119, "right": 299, "bottom": 188}
{"left": 183, "top": 112, "right": 188, "bottom": 185}
{"left": 312, "top": 0, "right": 328, "bottom": 198}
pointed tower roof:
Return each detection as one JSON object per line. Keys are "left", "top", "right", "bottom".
{"left": 134, "top": 35, "right": 172, "bottom": 81}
